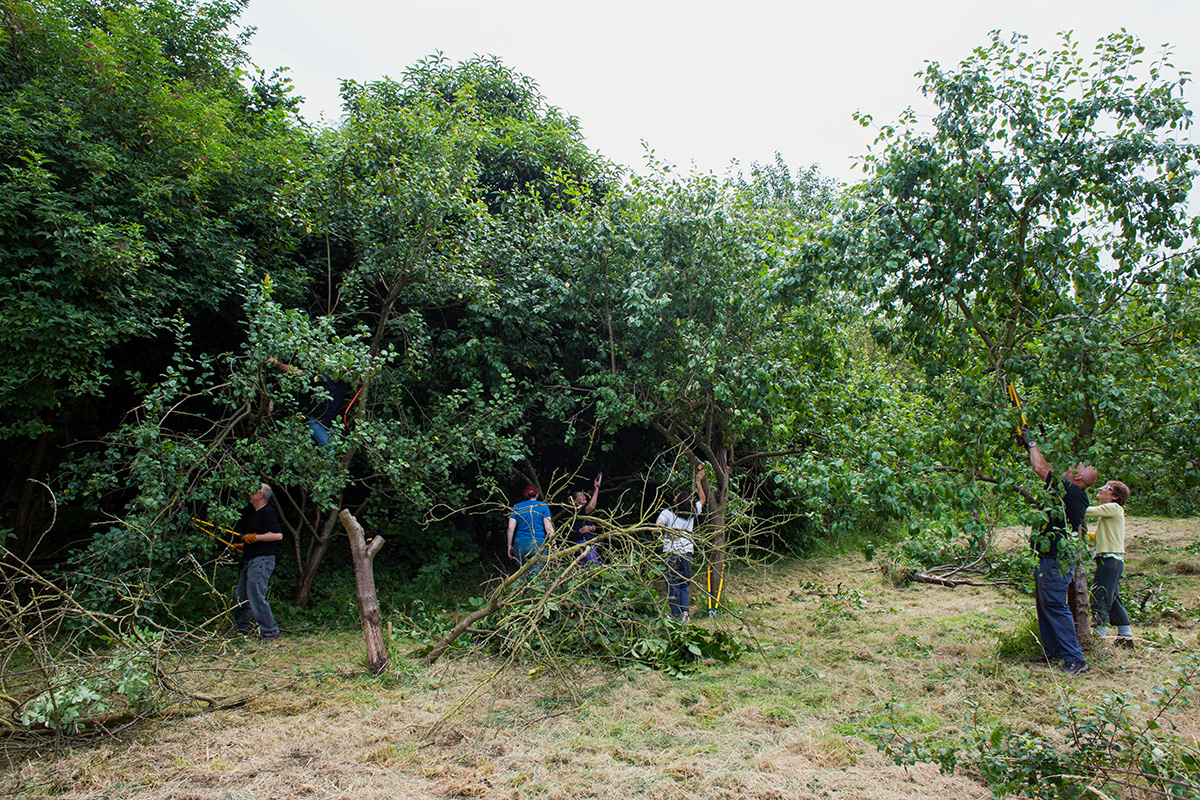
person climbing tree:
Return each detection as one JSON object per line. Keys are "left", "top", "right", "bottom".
{"left": 267, "top": 356, "right": 355, "bottom": 450}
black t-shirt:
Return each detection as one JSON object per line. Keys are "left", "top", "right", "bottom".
{"left": 570, "top": 516, "right": 596, "bottom": 544}
{"left": 305, "top": 376, "right": 352, "bottom": 428}
{"left": 236, "top": 504, "right": 282, "bottom": 559}
{"left": 1030, "top": 476, "right": 1088, "bottom": 560}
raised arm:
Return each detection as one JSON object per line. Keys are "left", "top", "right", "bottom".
{"left": 266, "top": 356, "right": 301, "bottom": 376}
{"left": 1085, "top": 504, "right": 1122, "bottom": 518}
{"left": 695, "top": 465, "right": 707, "bottom": 510}
{"left": 1028, "top": 442, "right": 1054, "bottom": 482}
{"left": 583, "top": 476, "right": 601, "bottom": 514}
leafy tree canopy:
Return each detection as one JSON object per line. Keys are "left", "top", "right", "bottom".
{"left": 851, "top": 30, "right": 1200, "bottom": 517}
{"left": 0, "top": 0, "right": 304, "bottom": 441}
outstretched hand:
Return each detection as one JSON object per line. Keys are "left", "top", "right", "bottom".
{"left": 1017, "top": 425, "right": 1036, "bottom": 450}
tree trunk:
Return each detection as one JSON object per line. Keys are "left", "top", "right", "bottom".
{"left": 1069, "top": 524, "right": 1091, "bottom": 647}
{"left": 293, "top": 508, "right": 341, "bottom": 609}
{"left": 1069, "top": 571, "right": 1091, "bottom": 648}
{"left": 338, "top": 509, "right": 389, "bottom": 675}
{"left": 288, "top": 388, "right": 364, "bottom": 609}
{"left": 12, "top": 431, "right": 49, "bottom": 559}
{"left": 703, "top": 447, "right": 730, "bottom": 615}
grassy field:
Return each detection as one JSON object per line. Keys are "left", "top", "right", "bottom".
{"left": 4, "top": 518, "right": 1198, "bottom": 799}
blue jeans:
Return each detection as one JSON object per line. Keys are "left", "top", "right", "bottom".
{"left": 306, "top": 419, "right": 332, "bottom": 450}
{"left": 514, "top": 538, "right": 545, "bottom": 576}
{"left": 1035, "top": 556, "right": 1084, "bottom": 662}
{"left": 666, "top": 554, "right": 692, "bottom": 618}
{"left": 235, "top": 556, "right": 279, "bottom": 637}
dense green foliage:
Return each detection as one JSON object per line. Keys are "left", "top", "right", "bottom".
{"left": 850, "top": 31, "right": 1200, "bottom": 526}
{"left": 872, "top": 654, "right": 1200, "bottom": 799}
{"left": 0, "top": 0, "right": 307, "bottom": 556}
{"left": 1, "top": 4, "right": 1197, "bottom": 637}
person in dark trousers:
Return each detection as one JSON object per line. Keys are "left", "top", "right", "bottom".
{"left": 656, "top": 466, "right": 706, "bottom": 622}
{"left": 1025, "top": 434, "right": 1097, "bottom": 675}
{"left": 568, "top": 475, "right": 603, "bottom": 564}
{"left": 1087, "top": 479, "right": 1133, "bottom": 647}
{"left": 234, "top": 481, "right": 284, "bottom": 640}
{"left": 267, "top": 357, "right": 353, "bottom": 450}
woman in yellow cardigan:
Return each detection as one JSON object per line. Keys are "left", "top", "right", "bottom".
{"left": 1086, "top": 480, "right": 1132, "bottom": 647}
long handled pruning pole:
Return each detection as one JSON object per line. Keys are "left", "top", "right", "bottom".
{"left": 1007, "top": 380, "right": 1043, "bottom": 451}
{"left": 1007, "top": 381, "right": 1028, "bottom": 437}
{"left": 342, "top": 383, "right": 364, "bottom": 427}
{"left": 706, "top": 563, "right": 724, "bottom": 616}
{"left": 192, "top": 517, "right": 241, "bottom": 550}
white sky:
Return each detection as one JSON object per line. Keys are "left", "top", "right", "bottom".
{"left": 238, "top": 0, "right": 1199, "bottom": 186}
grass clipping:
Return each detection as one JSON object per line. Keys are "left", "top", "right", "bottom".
{"left": 3, "top": 519, "right": 1200, "bottom": 800}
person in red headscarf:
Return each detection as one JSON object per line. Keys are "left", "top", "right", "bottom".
{"left": 507, "top": 484, "right": 554, "bottom": 574}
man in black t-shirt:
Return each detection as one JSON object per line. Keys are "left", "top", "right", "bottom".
{"left": 234, "top": 482, "right": 284, "bottom": 640}
{"left": 1026, "top": 437, "right": 1097, "bottom": 675}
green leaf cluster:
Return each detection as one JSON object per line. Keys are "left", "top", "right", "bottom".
{"left": 871, "top": 654, "right": 1200, "bottom": 799}
{"left": 18, "top": 629, "right": 163, "bottom": 732}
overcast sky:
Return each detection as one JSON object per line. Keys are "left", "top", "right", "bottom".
{"left": 237, "top": 0, "right": 1199, "bottom": 187}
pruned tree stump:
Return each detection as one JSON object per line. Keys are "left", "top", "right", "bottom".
{"left": 338, "top": 509, "right": 389, "bottom": 675}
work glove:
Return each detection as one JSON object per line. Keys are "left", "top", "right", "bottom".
{"left": 1017, "top": 425, "right": 1036, "bottom": 450}
{"left": 242, "top": 533, "right": 258, "bottom": 544}
{"left": 230, "top": 542, "right": 244, "bottom": 553}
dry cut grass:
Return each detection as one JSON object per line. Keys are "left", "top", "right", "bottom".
{"left": 3, "top": 517, "right": 1198, "bottom": 799}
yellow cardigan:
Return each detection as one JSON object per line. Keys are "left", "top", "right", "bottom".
{"left": 1085, "top": 502, "right": 1125, "bottom": 555}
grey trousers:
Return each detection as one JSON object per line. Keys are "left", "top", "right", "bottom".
{"left": 235, "top": 555, "right": 279, "bottom": 637}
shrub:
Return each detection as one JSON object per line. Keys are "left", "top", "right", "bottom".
{"left": 19, "top": 631, "right": 164, "bottom": 733}
{"left": 466, "top": 563, "right": 748, "bottom": 674}
{"left": 869, "top": 653, "right": 1200, "bottom": 799}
